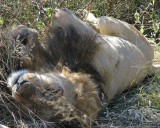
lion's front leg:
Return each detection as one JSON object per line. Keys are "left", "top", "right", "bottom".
{"left": 10, "top": 25, "right": 39, "bottom": 46}
{"left": 9, "top": 25, "right": 54, "bottom": 71}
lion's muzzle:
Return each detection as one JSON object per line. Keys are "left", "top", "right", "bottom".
{"left": 7, "top": 70, "right": 36, "bottom": 99}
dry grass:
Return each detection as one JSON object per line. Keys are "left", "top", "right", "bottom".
{"left": 100, "top": 76, "right": 160, "bottom": 127}
{"left": 0, "top": 0, "right": 160, "bottom": 128}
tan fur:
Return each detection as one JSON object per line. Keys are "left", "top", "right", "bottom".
{"left": 83, "top": 10, "right": 153, "bottom": 62}
{"left": 83, "top": 10, "right": 156, "bottom": 100}
{"left": 7, "top": 8, "right": 157, "bottom": 127}
{"left": 61, "top": 67, "right": 101, "bottom": 126}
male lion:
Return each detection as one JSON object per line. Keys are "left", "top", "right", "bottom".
{"left": 7, "top": 8, "right": 159, "bottom": 127}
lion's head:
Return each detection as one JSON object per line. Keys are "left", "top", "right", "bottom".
{"left": 7, "top": 67, "right": 101, "bottom": 126}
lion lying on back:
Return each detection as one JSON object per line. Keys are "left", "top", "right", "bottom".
{"left": 7, "top": 8, "right": 158, "bottom": 127}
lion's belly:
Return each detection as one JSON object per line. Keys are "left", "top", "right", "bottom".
{"left": 92, "top": 36, "right": 152, "bottom": 102}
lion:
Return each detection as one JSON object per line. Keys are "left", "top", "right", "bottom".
{"left": 7, "top": 8, "right": 159, "bottom": 127}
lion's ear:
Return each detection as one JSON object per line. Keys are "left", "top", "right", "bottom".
{"left": 62, "top": 66, "right": 71, "bottom": 76}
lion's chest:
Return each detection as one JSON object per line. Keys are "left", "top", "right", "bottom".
{"left": 92, "top": 36, "right": 150, "bottom": 101}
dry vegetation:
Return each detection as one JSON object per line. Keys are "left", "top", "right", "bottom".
{"left": 0, "top": 0, "right": 160, "bottom": 127}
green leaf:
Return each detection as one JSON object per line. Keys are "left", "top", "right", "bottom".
{"left": 44, "top": 7, "right": 53, "bottom": 18}
{"left": 134, "top": 11, "right": 140, "bottom": 23}
{"left": 0, "top": 17, "right": 4, "bottom": 25}
{"left": 140, "top": 25, "right": 144, "bottom": 34}
{"left": 36, "top": 22, "right": 44, "bottom": 30}
{"left": 152, "top": 0, "right": 155, "bottom": 5}
{"left": 153, "top": 22, "right": 159, "bottom": 33}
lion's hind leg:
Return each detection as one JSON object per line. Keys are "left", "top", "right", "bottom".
{"left": 83, "top": 10, "right": 137, "bottom": 39}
